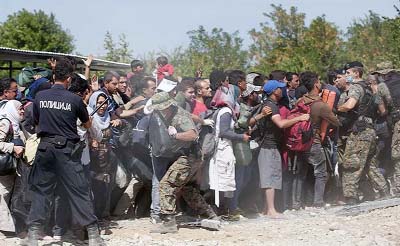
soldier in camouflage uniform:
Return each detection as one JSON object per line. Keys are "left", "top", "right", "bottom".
{"left": 372, "top": 62, "right": 400, "bottom": 195}
{"left": 367, "top": 72, "right": 392, "bottom": 183}
{"left": 149, "top": 92, "right": 216, "bottom": 234}
{"left": 338, "top": 62, "right": 389, "bottom": 205}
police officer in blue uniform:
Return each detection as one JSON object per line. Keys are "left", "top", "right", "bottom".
{"left": 23, "top": 58, "right": 104, "bottom": 246}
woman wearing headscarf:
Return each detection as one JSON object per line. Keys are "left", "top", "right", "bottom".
{"left": 208, "top": 84, "right": 250, "bottom": 215}
{"left": 0, "top": 100, "right": 25, "bottom": 236}
{"left": 87, "top": 91, "right": 120, "bottom": 219}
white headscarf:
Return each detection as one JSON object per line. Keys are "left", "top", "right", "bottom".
{"left": 87, "top": 91, "right": 110, "bottom": 130}
{"left": 0, "top": 100, "right": 22, "bottom": 136}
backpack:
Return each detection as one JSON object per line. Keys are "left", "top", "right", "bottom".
{"left": 131, "top": 115, "right": 150, "bottom": 148}
{"left": 353, "top": 81, "right": 377, "bottom": 119}
{"left": 0, "top": 118, "right": 16, "bottom": 175}
{"left": 148, "top": 107, "right": 187, "bottom": 158}
{"left": 382, "top": 71, "right": 400, "bottom": 119}
{"left": 198, "top": 108, "right": 221, "bottom": 159}
{"left": 284, "top": 99, "right": 317, "bottom": 152}
{"left": 17, "top": 67, "right": 52, "bottom": 87}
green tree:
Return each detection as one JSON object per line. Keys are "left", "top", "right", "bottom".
{"left": 172, "top": 26, "right": 248, "bottom": 77}
{"left": 345, "top": 11, "right": 387, "bottom": 70}
{"left": 249, "top": 5, "right": 345, "bottom": 78}
{"left": 301, "top": 16, "right": 345, "bottom": 76}
{"left": 103, "top": 32, "right": 133, "bottom": 63}
{"left": 0, "top": 9, "right": 74, "bottom": 53}
{"left": 344, "top": 6, "right": 400, "bottom": 71}
{"left": 249, "top": 4, "right": 306, "bottom": 73}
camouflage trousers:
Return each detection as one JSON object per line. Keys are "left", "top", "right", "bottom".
{"left": 391, "top": 120, "right": 400, "bottom": 191}
{"left": 342, "top": 127, "right": 387, "bottom": 199}
{"left": 159, "top": 155, "right": 211, "bottom": 215}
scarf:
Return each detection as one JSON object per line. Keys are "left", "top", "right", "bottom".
{"left": 1, "top": 100, "right": 22, "bottom": 136}
{"left": 88, "top": 91, "right": 110, "bottom": 130}
{"left": 210, "top": 84, "right": 240, "bottom": 117}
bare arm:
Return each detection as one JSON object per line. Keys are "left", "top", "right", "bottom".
{"left": 82, "top": 117, "right": 92, "bottom": 129}
{"left": 175, "top": 129, "right": 198, "bottom": 142}
{"left": 338, "top": 97, "right": 358, "bottom": 112}
{"left": 118, "top": 105, "right": 145, "bottom": 118}
{"left": 83, "top": 54, "right": 93, "bottom": 81}
{"left": 378, "top": 103, "right": 387, "bottom": 116}
{"left": 249, "top": 106, "right": 272, "bottom": 127}
{"left": 271, "top": 114, "right": 309, "bottom": 129}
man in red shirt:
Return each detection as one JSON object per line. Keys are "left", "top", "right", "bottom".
{"left": 192, "top": 79, "right": 212, "bottom": 116}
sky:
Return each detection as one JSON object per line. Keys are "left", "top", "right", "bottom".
{"left": 1, "top": 0, "right": 398, "bottom": 59}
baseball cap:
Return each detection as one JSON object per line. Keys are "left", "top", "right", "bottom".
{"left": 263, "top": 80, "right": 286, "bottom": 95}
{"left": 246, "top": 72, "right": 261, "bottom": 84}
{"left": 242, "top": 83, "right": 262, "bottom": 97}
{"left": 344, "top": 61, "right": 364, "bottom": 70}
{"left": 335, "top": 69, "right": 346, "bottom": 75}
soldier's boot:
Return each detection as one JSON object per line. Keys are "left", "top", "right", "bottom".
{"left": 150, "top": 215, "right": 178, "bottom": 234}
{"left": 204, "top": 207, "right": 218, "bottom": 220}
{"left": 377, "top": 187, "right": 391, "bottom": 200}
{"left": 87, "top": 223, "right": 106, "bottom": 246}
{"left": 345, "top": 197, "right": 360, "bottom": 206}
{"left": 20, "top": 224, "right": 40, "bottom": 246}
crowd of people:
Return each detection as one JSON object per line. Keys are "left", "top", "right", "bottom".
{"left": 0, "top": 54, "right": 400, "bottom": 244}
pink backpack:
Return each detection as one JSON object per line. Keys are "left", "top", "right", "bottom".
{"left": 284, "top": 100, "right": 318, "bottom": 152}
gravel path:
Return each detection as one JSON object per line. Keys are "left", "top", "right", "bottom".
{"left": 3, "top": 202, "right": 400, "bottom": 246}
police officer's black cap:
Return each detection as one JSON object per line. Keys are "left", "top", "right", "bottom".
{"left": 335, "top": 69, "right": 346, "bottom": 75}
{"left": 344, "top": 61, "right": 364, "bottom": 70}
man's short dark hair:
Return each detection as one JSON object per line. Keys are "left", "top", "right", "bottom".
{"left": 269, "top": 70, "right": 286, "bottom": 81}
{"left": 0, "top": 78, "right": 16, "bottom": 96}
{"left": 285, "top": 72, "right": 299, "bottom": 82}
{"left": 228, "top": 70, "right": 246, "bottom": 86}
{"left": 54, "top": 58, "right": 74, "bottom": 81}
{"left": 176, "top": 77, "right": 195, "bottom": 92}
{"left": 253, "top": 74, "right": 266, "bottom": 86}
{"left": 116, "top": 71, "right": 127, "bottom": 77}
{"left": 300, "top": 71, "right": 319, "bottom": 92}
{"left": 156, "top": 56, "right": 168, "bottom": 66}
{"left": 349, "top": 67, "right": 364, "bottom": 78}
{"left": 209, "top": 69, "right": 226, "bottom": 91}
{"left": 65, "top": 56, "right": 77, "bottom": 69}
{"left": 68, "top": 73, "right": 90, "bottom": 94}
{"left": 135, "top": 77, "right": 155, "bottom": 95}
{"left": 130, "top": 59, "right": 144, "bottom": 70}
{"left": 103, "top": 71, "right": 120, "bottom": 83}
{"left": 327, "top": 71, "right": 338, "bottom": 85}
{"left": 194, "top": 79, "right": 206, "bottom": 96}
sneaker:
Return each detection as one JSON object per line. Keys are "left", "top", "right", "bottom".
{"left": 150, "top": 215, "right": 162, "bottom": 224}
{"left": 221, "top": 212, "right": 240, "bottom": 222}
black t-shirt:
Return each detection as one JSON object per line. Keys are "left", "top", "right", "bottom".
{"left": 260, "top": 99, "right": 282, "bottom": 148}
{"left": 33, "top": 84, "right": 89, "bottom": 141}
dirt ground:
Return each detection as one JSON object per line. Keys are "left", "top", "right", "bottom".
{"left": 3, "top": 199, "right": 400, "bottom": 246}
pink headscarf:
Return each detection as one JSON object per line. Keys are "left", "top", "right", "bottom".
{"left": 210, "top": 84, "right": 240, "bottom": 117}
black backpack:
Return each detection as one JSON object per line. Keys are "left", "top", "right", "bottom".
{"left": 198, "top": 108, "right": 221, "bottom": 159}
{"left": 353, "top": 81, "right": 378, "bottom": 119}
{"left": 148, "top": 107, "right": 186, "bottom": 158}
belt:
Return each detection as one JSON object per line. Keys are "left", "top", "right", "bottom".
{"left": 41, "top": 136, "right": 78, "bottom": 148}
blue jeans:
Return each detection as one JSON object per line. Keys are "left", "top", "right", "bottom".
{"left": 150, "top": 155, "right": 172, "bottom": 217}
